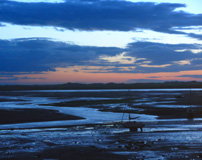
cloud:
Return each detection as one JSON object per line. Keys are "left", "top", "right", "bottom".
{"left": 187, "top": 33, "right": 202, "bottom": 40}
{"left": 0, "top": 77, "right": 18, "bottom": 81}
{"left": 1, "top": 38, "right": 202, "bottom": 77}
{"left": 0, "top": 23, "right": 6, "bottom": 27}
{"left": 148, "top": 76, "right": 162, "bottom": 78}
{"left": 127, "top": 42, "right": 199, "bottom": 64}
{"left": 0, "top": 71, "right": 46, "bottom": 81}
{"left": 0, "top": 0, "right": 202, "bottom": 36}
{"left": 99, "top": 52, "right": 145, "bottom": 64}
{"left": 172, "top": 26, "right": 202, "bottom": 41}
{"left": 20, "top": 76, "right": 46, "bottom": 80}
{"left": 0, "top": 76, "right": 45, "bottom": 81}
{"left": 90, "top": 42, "right": 202, "bottom": 73}
{"left": 123, "top": 42, "right": 202, "bottom": 72}
{"left": 177, "top": 75, "right": 202, "bottom": 79}
{"left": 175, "top": 49, "right": 202, "bottom": 54}
{"left": 0, "top": 38, "right": 122, "bottom": 72}
{"left": 77, "top": 66, "right": 136, "bottom": 73}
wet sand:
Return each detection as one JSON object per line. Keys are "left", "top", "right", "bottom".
{"left": 1, "top": 89, "right": 202, "bottom": 159}
{"left": 0, "top": 108, "right": 84, "bottom": 125}
{"left": 41, "top": 90, "right": 202, "bottom": 119}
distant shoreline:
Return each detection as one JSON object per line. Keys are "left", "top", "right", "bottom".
{"left": 0, "top": 81, "right": 202, "bottom": 91}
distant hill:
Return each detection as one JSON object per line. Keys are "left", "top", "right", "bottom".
{"left": 0, "top": 81, "right": 202, "bottom": 91}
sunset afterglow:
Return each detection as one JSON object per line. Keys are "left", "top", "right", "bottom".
{"left": 1, "top": 0, "right": 202, "bottom": 84}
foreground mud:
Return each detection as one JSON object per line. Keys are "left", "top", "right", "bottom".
{"left": 1, "top": 124, "right": 202, "bottom": 160}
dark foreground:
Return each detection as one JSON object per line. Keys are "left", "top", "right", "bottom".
{"left": 2, "top": 123, "right": 202, "bottom": 160}
{"left": 1, "top": 89, "right": 202, "bottom": 159}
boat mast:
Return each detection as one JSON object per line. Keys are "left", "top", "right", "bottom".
{"left": 190, "top": 87, "right": 192, "bottom": 108}
{"left": 128, "top": 89, "right": 131, "bottom": 121}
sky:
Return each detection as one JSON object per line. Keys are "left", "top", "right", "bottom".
{"left": 0, "top": 0, "right": 202, "bottom": 84}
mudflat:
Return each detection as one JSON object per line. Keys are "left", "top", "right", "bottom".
{"left": 1, "top": 89, "right": 202, "bottom": 159}
{"left": 0, "top": 108, "right": 84, "bottom": 124}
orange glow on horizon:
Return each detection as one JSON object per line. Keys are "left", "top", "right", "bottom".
{"left": 4, "top": 67, "right": 201, "bottom": 84}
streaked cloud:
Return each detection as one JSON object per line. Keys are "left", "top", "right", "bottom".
{"left": 99, "top": 52, "right": 145, "bottom": 64}
{"left": 139, "top": 64, "right": 171, "bottom": 68}
{"left": 175, "top": 49, "right": 202, "bottom": 54}
{"left": 177, "top": 75, "right": 202, "bottom": 78}
{"left": 174, "top": 60, "right": 191, "bottom": 65}
{"left": 0, "top": 0, "right": 202, "bottom": 37}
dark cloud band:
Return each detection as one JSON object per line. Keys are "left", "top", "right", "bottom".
{"left": 0, "top": 0, "right": 202, "bottom": 35}
{"left": 0, "top": 38, "right": 122, "bottom": 72}
{"left": 0, "top": 38, "right": 202, "bottom": 75}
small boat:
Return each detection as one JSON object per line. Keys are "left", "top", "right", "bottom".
{"left": 122, "top": 89, "right": 145, "bottom": 132}
{"left": 122, "top": 121, "right": 145, "bottom": 132}
{"left": 122, "top": 113, "right": 145, "bottom": 132}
